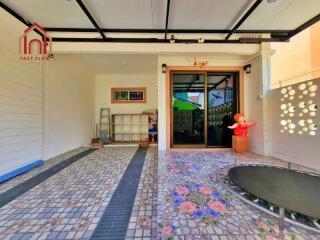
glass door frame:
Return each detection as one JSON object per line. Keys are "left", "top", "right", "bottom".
{"left": 170, "top": 70, "right": 240, "bottom": 148}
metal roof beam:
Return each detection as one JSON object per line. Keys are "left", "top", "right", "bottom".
{"left": 164, "top": 0, "right": 171, "bottom": 40}
{"left": 289, "top": 13, "right": 320, "bottom": 38}
{"left": 51, "top": 37, "right": 288, "bottom": 43}
{"left": 44, "top": 27, "right": 291, "bottom": 34}
{"left": 75, "top": 0, "right": 106, "bottom": 39}
{"left": 225, "top": 0, "right": 263, "bottom": 40}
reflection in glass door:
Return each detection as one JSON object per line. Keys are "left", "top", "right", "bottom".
{"left": 207, "top": 73, "right": 238, "bottom": 147}
{"left": 172, "top": 74, "right": 205, "bottom": 145}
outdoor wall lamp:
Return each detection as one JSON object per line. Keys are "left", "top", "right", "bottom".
{"left": 244, "top": 64, "right": 251, "bottom": 74}
{"left": 162, "top": 63, "right": 167, "bottom": 73}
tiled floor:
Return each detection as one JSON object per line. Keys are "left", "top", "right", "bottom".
{"left": 0, "top": 147, "right": 137, "bottom": 239}
{"left": 0, "top": 147, "right": 319, "bottom": 240}
{"left": 0, "top": 147, "right": 89, "bottom": 195}
{"left": 91, "top": 148, "right": 147, "bottom": 239}
{"left": 0, "top": 149, "right": 96, "bottom": 208}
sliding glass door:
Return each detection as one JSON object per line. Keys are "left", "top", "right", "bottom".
{"left": 172, "top": 74, "right": 205, "bottom": 145}
{"left": 171, "top": 71, "right": 239, "bottom": 148}
{"left": 207, "top": 73, "right": 238, "bottom": 147}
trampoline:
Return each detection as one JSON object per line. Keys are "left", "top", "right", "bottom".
{"left": 227, "top": 165, "right": 320, "bottom": 233}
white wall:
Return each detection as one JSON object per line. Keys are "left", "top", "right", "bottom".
{"left": 43, "top": 54, "right": 95, "bottom": 160}
{"left": 271, "top": 22, "right": 320, "bottom": 89}
{"left": 269, "top": 79, "right": 320, "bottom": 171}
{"left": 95, "top": 74, "right": 158, "bottom": 124}
{"left": 271, "top": 29, "right": 312, "bottom": 88}
{"left": 0, "top": 9, "right": 43, "bottom": 176}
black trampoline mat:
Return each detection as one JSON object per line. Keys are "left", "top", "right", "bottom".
{"left": 229, "top": 166, "right": 320, "bottom": 219}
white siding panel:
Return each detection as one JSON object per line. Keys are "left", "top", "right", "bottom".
{"left": 0, "top": 78, "right": 42, "bottom": 97}
{"left": 0, "top": 134, "right": 42, "bottom": 146}
{"left": 0, "top": 112, "right": 42, "bottom": 122}
{"left": 0, "top": 8, "right": 43, "bottom": 176}
{"left": 0, "top": 87, "right": 42, "bottom": 102}
{"left": 0, "top": 141, "right": 42, "bottom": 155}
{"left": 0, "top": 128, "right": 42, "bottom": 138}
{"left": 0, "top": 103, "right": 42, "bottom": 114}
{"left": 0, "top": 121, "right": 42, "bottom": 130}
{"left": 0, "top": 95, "right": 42, "bottom": 108}
{"left": 0, "top": 151, "right": 42, "bottom": 173}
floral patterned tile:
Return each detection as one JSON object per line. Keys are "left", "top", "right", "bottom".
{"left": 157, "top": 150, "right": 319, "bottom": 240}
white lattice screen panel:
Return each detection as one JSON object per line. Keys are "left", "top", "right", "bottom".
{"left": 279, "top": 79, "right": 319, "bottom": 136}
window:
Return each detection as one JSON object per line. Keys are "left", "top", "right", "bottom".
{"left": 116, "top": 91, "right": 128, "bottom": 100}
{"left": 111, "top": 87, "right": 146, "bottom": 103}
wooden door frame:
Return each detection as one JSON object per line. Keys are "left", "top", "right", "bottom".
{"left": 166, "top": 66, "right": 244, "bottom": 150}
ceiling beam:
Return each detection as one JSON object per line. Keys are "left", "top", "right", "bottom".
{"left": 51, "top": 37, "right": 288, "bottom": 43}
{"left": 164, "top": 0, "right": 171, "bottom": 40}
{"left": 225, "top": 0, "right": 263, "bottom": 40}
{"left": 51, "top": 37, "right": 242, "bottom": 43}
{"left": 44, "top": 27, "right": 291, "bottom": 34}
{"left": 289, "top": 13, "right": 320, "bottom": 38}
{"left": 239, "top": 37, "right": 288, "bottom": 43}
{"left": 75, "top": 0, "right": 106, "bottom": 39}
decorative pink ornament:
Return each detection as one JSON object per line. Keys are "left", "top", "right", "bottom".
{"left": 228, "top": 113, "right": 255, "bottom": 137}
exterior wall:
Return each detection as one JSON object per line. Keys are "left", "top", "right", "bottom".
{"left": 43, "top": 54, "right": 95, "bottom": 160}
{"left": 244, "top": 48, "right": 272, "bottom": 156}
{"left": 269, "top": 79, "right": 320, "bottom": 171}
{"left": 311, "top": 22, "right": 320, "bottom": 77}
{"left": 271, "top": 22, "right": 320, "bottom": 88}
{"left": 269, "top": 23, "right": 320, "bottom": 170}
{"left": 0, "top": 9, "right": 43, "bottom": 177}
{"left": 94, "top": 74, "right": 158, "bottom": 125}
